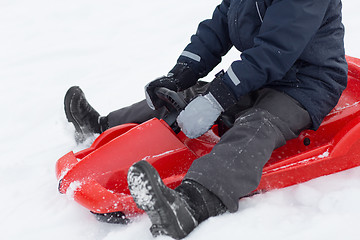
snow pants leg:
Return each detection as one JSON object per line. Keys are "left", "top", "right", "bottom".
{"left": 184, "top": 88, "right": 312, "bottom": 212}
{"left": 107, "top": 100, "right": 167, "bottom": 127}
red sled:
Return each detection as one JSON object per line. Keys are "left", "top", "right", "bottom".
{"left": 56, "top": 56, "right": 360, "bottom": 224}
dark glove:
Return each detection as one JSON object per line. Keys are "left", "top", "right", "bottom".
{"left": 145, "top": 63, "right": 199, "bottom": 110}
{"left": 177, "top": 71, "right": 238, "bottom": 138}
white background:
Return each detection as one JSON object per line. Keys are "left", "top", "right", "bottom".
{"left": 1, "top": 0, "right": 360, "bottom": 239}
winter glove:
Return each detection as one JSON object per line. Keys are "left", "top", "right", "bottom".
{"left": 177, "top": 71, "right": 238, "bottom": 139}
{"left": 145, "top": 63, "right": 199, "bottom": 110}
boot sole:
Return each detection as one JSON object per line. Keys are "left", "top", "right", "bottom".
{"left": 128, "top": 161, "right": 196, "bottom": 239}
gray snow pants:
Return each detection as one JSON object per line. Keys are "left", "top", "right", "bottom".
{"left": 107, "top": 82, "right": 312, "bottom": 212}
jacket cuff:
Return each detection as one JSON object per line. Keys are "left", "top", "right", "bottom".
{"left": 208, "top": 71, "right": 238, "bottom": 111}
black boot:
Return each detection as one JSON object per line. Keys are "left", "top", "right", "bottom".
{"left": 127, "top": 161, "right": 226, "bottom": 239}
{"left": 175, "top": 180, "right": 227, "bottom": 224}
{"left": 64, "top": 86, "right": 108, "bottom": 143}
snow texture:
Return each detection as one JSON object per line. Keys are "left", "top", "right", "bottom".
{"left": 66, "top": 181, "right": 83, "bottom": 200}
{"left": 177, "top": 93, "right": 222, "bottom": 139}
{"left": 127, "top": 167, "right": 155, "bottom": 210}
{"left": 1, "top": 0, "right": 360, "bottom": 239}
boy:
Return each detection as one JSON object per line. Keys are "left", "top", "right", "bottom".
{"left": 65, "top": 0, "right": 347, "bottom": 238}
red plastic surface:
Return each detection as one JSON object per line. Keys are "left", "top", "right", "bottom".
{"left": 56, "top": 56, "right": 360, "bottom": 217}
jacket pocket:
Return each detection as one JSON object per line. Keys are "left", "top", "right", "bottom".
{"left": 267, "top": 65, "right": 301, "bottom": 88}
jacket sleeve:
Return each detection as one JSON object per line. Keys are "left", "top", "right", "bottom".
{"left": 177, "top": 0, "right": 233, "bottom": 77}
{"left": 223, "top": 0, "right": 332, "bottom": 99}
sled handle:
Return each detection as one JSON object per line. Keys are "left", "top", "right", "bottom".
{"left": 155, "top": 87, "right": 187, "bottom": 112}
{"left": 155, "top": 87, "right": 187, "bottom": 132}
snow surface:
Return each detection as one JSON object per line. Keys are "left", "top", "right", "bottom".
{"left": 1, "top": 0, "right": 360, "bottom": 239}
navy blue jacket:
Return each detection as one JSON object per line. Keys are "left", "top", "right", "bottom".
{"left": 177, "top": 0, "right": 348, "bottom": 129}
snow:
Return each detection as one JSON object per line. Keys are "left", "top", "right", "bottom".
{"left": 127, "top": 167, "right": 155, "bottom": 210}
{"left": 1, "top": 0, "right": 360, "bottom": 239}
{"left": 66, "top": 181, "right": 83, "bottom": 201}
